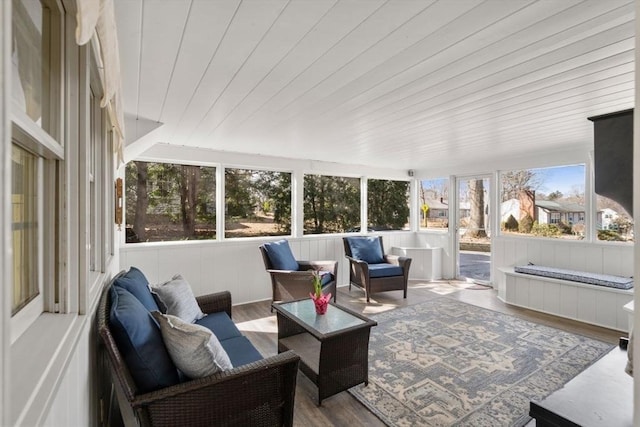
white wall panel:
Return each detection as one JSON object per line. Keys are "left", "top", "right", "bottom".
{"left": 559, "top": 285, "right": 578, "bottom": 319}
{"left": 577, "top": 288, "right": 598, "bottom": 324}
{"left": 514, "top": 277, "right": 529, "bottom": 307}
{"left": 529, "top": 283, "right": 544, "bottom": 312}
{"left": 121, "top": 233, "right": 415, "bottom": 305}
{"left": 595, "top": 291, "right": 618, "bottom": 329}
{"left": 494, "top": 236, "right": 633, "bottom": 276}
{"left": 584, "top": 246, "right": 604, "bottom": 274}
{"left": 158, "top": 245, "right": 203, "bottom": 288}
{"left": 43, "top": 315, "right": 93, "bottom": 427}
{"left": 543, "top": 282, "right": 561, "bottom": 314}
{"left": 415, "top": 232, "right": 452, "bottom": 278}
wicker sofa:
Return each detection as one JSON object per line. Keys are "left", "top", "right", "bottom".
{"left": 97, "top": 268, "right": 300, "bottom": 427}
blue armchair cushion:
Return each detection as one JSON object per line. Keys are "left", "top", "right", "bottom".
{"left": 220, "top": 336, "right": 264, "bottom": 367}
{"left": 114, "top": 267, "right": 159, "bottom": 312}
{"left": 263, "top": 240, "right": 299, "bottom": 271}
{"left": 347, "top": 237, "right": 385, "bottom": 264}
{"left": 109, "top": 286, "right": 179, "bottom": 393}
{"left": 368, "top": 263, "right": 403, "bottom": 278}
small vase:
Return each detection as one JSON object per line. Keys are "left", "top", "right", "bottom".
{"left": 310, "top": 292, "right": 331, "bottom": 315}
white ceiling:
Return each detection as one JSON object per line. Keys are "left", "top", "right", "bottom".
{"left": 114, "top": 0, "right": 635, "bottom": 171}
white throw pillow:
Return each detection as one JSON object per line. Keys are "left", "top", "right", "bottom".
{"left": 150, "top": 274, "right": 205, "bottom": 323}
{"left": 151, "top": 311, "right": 233, "bottom": 378}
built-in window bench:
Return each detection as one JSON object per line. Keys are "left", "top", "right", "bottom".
{"left": 500, "top": 267, "right": 633, "bottom": 332}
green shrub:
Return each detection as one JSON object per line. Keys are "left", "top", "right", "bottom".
{"left": 519, "top": 214, "right": 534, "bottom": 233}
{"left": 531, "top": 222, "right": 561, "bottom": 237}
{"left": 597, "top": 229, "right": 624, "bottom": 241}
{"left": 504, "top": 214, "right": 519, "bottom": 231}
{"left": 556, "top": 221, "right": 572, "bottom": 234}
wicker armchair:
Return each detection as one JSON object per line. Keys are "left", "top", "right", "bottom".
{"left": 97, "top": 276, "right": 300, "bottom": 427}
{"left": 259, "top": 240, "right": 337, "bottom": 309}
{"left": 343, "top": 236, "right": 411, "bottom": 303}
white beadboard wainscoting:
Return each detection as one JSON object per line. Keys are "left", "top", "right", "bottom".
{"left": 119, "top": 233, "right": 419, "bottom": 305}
{"left": 502, "top": 268, "right": 633, "bottom": 332}
{"left": 493, "top": 236, "right": 634, "bottom": 332}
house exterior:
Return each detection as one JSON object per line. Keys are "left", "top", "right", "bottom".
{"left": 500, "top": 198, "right": 586, "bottom": 226}
{"left": 535, "top": 200, "right": 585, "bottom": 226}
{"left": 597, "top": 207, "right": 619, "bottom": 230}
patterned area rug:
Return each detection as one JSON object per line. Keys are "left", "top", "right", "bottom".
{"left": 349, "top": 298, "right": 613, "bottom": 426}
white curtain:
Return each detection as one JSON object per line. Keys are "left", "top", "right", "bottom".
{"left": 75, "top": 0, "right": 124, "bottom": 163}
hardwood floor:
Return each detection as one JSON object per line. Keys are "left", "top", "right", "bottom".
{"left": 231, "top": 280, "right": 623, "bottom": 426}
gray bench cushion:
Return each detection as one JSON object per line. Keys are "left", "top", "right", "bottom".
{"left": 514, "top": 264, "right": 633, "bottom": 290}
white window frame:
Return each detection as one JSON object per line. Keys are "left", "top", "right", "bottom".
{"left": 9, "top": 0, "right": 63, "bottom": 342}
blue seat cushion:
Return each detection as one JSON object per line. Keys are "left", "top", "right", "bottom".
{"left": 109, "top": 286, "right": 179, "bottom": 393}
{"left": 263, "top": 240, "right": 299, "bottom": 271}
{"left": 220, "top": 336, "right": 263, "bottom": 367}
{"left": 347, "top": 237, "right": 385, "bottom": 264}
{"left": 320, "top": 271, "right": 334, "bottom": 287}
{"left": 514, "top": 264, "right": 634, "bottom": 290}
{"left": 195, "top": 311, "right": 243, "bottom": 342}
{"left": 114, "top": 267, "right": 159, "bottom": 312}
{"left": 368, "top": 263, "right": 403, "bottom": 278}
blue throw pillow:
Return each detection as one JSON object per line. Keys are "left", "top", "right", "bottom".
{"left": 263, "top": 240, "right": 299, "bottom": 271}
{"left": 347, "top": 237, "right": 385, "bottom": 264}
{"left": 109, "top": 286, "right": 180, "bottom": 393}
{"left": 114, "top": 267, "right": 159, "bottom": 312}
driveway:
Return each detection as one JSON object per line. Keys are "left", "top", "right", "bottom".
{"left": 459, "top": 251, "right": 491, "bottom": 282}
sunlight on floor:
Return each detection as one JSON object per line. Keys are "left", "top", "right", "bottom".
{"left": 235, "top": 315, "right": 278, "bottom": 333}
{"left": 410, "top": 280, "right": 486, "bottom": 295}
{"left": 362, "top": 302, "right": 399, "bottom": 315}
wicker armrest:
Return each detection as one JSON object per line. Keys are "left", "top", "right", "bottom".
{"left": 298, "top": 260, "right": 338, "bottom": 273}
{"left": 131, "top": 351, "right": 301, "bottom": 426}
{"left": 346, "top": 256, "right": 369, "bottom": 270}
{"left": 384, "top": 255, "right": 411, "bottom": 270}
{"left": 196, "top": 291, "right": 232, "bottom": 318}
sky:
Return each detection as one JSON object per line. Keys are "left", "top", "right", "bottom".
{"left": 536, "top": 164, "right": 585, "bottom": 196}
{"left": 420, "top": 164, "right": 587, "bottom": 199}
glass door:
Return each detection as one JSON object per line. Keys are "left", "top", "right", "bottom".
{"left": 457, "top": 176, "right": 491, "bottom": 283}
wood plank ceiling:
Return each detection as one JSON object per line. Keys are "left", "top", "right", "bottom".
{"left": 114, "top": 0, "right": 635, "bottom": 171}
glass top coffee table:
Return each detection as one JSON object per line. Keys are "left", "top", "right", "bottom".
{"left": 272, "top": 298, "right": 377, "bottom": 405}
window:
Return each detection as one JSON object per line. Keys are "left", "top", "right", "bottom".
{"left": 88, "top": 77, "right": 112, "bottom": 274}
{"left": 303, "top": 174, "right": 360, "bottom": 234}
{"left": 10, "top": 0, "right": 62, "bottom": 327}
{"left": 500, "top": 165, "right": 585, "bottom": 239}
{"left": 125, "top": 161, "right": 217, "bottom": 243}
{"left": 596, "top": 196, "right": 633, "bottom": 242}
{"left": 224, "top": 168, "right": 291, "bottom": 238}
{"left": 11, "top": 144, "right": 39, "bottom": 314}
{"left": 367, "top": 179, "right": 410, "bottom": 231}
{"left": 419, "top": 178, "right": 449, "bottom": 230}
{"left": 12, "top": 0, "right": 62, "bottom": 136}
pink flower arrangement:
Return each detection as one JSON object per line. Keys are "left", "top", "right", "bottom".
{"left": 310, "top": 271, "right": 331, "bottom": 315}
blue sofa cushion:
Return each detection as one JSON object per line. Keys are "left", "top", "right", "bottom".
{"left": 109, "top": 286, "right": 179, "bottom": 393}
{"left": 514, "top": 264, "right": 634, "bottom": 290}
{"left": 220, "top": 336, "right": 263, "bottom": 367}
{"left": 347, "top": 237, "right": 385, "bottom": 264}
{"left": 195, "top": 312, "right": 243, "bottom": 342}
{"left": 263, "top": 240, "right": 299, "bottom": 271}
{"left": 368, "top": 263, "right": 403, "bottom": 278}
{"left": 114, "top": 267, "right": 159, "bottom": 312}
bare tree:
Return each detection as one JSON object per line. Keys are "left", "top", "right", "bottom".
{"left": 465, "top": 179, "right": 487, "bottom": 238}
{"left": 501, "top": 170, "right": 541, "bottom": 201}
{"left": 180, "top": 165, "right": 200, "bottom": 236}
{"left": 133, "top": 161, "right": 149, "bottom": 241}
